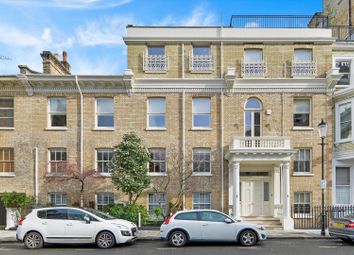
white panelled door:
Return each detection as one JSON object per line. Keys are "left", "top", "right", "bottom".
{"left": 241, "top": 179, "right": 270, "bottom": 216}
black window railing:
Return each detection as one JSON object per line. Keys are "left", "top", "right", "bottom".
{"left": 331, "top": 25, "right": 354, "bottom": 41}
{"left": 230, "top": 15, "right": 329, "bottom": 28}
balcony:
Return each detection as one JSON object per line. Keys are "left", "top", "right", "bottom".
{"left": 143, "top": 54, "right": 168, "bottom": 73}
{"left": 189, "top": 55, "right": 214, "bottom": 72}
{"left": 230, "top": 137, "right": 291, "bottom": 151}
{"left": 292, "top": 61, "right": 317, "bottom": 77}
{"left": 241, "top": 62, "right": 267, "bottom": 78}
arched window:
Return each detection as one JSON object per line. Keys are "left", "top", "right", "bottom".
{"left": 244, "top": 99, "right": 262, "bottom": 137}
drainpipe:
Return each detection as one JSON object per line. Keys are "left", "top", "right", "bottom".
{"left": 220, "top": 91, "right": 224, "bottom": 212}
{"left": 182, "top": 89, "right": 186, "bottom": 209}
{"left": 34, "top": 145, "right": 39, "bottom": 206}
{"left": 75, "top": 75, "right": 84, "bottom": 176}
{"left": 350, "top": 0, "right": 352, "bottom": 27}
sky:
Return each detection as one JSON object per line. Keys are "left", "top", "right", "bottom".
{"left": 0, "top": 0, "right": 323, "bottom": 75}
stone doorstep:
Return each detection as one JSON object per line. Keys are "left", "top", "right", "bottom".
{"left": 0, "top": 230, "right": 335, "bottom": 243}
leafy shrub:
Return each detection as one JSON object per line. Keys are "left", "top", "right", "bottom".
{"left": 106, "top": 203, "right": 149, "bottom": 224}
{"left": 0, "top": 192, "right": 35, "bottom": 217}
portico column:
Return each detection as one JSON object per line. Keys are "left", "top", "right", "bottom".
{"left": 282, "top": 161, "right": 294, "bottom": 230}
{"left": 230, "top": 160, "right": 240, "bottom": 219}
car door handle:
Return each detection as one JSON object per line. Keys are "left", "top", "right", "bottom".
{"left": 41, "top": 222, "right": 48, "bottom": 225}
{"left": 66, "top": 223, "right": 73, "bottom": 226}
{"left": 202, "top": 224, "right": 208, "bottom": 226}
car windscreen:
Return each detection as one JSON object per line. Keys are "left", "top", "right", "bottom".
{"left": 84, "top": 208, "right": 116, "bottom": 220}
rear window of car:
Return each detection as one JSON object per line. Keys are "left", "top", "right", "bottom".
{"left": 37, "top": 209, "right": 67, "bottom": 220}
{"left": 174, "top": 212, "right": 198, "bottom": 221}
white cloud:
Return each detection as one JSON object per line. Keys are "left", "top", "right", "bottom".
{"left": 73, "top": 55, "right": 122, "bottom": 75}
{"left": 76, "top": 16, "right": 135, "bottom": 46}
{"left": 0, "top": 0, "right": 132, "bottom": 9}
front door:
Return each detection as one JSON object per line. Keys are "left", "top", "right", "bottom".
{"left": 241, "top": 180, "right": 270, "bottom": 216}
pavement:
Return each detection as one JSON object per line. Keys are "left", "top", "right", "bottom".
{"left": 0, "top": 229, "right": 335, "bottom": 243}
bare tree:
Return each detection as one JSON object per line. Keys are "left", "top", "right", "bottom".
{"left": 151, "top": 148, "right": 194, "bottom": 219}
{"left": 44, "top": 163, "right": 96, "bottom": 207}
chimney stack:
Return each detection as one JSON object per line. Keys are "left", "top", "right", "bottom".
{"left": 41, "top": 50, "right": 71, "bottom": 75}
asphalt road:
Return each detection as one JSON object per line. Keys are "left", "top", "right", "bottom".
{"left": 0, "top": 239, "right": 353, "bottom": 255}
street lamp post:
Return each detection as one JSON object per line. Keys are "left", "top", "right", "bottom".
{"left": 318, "top": 119, "right": 328, "bottom": 236}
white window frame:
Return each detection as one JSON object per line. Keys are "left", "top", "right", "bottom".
{"left": 333, "top": 56, "right": 354, "bottom": 87}
{"left": 192, "top": 192, "right": 211, "bottom": 209}
{"left": 48, "top": 148, "right": 67, "bottom": 174}
{"left": 335, "top": 99, "right": 353, "bottom": 143}
{"left": 48, "top": 192, "right": 67, "bottom": 206}
{"left": 148, "top": 148, "right": 167, "bottom": 176}
{"left": 48, "top": 97, "right": 67, "bottom": 129}
{"left": 244, "top": 98, "right": 262, "bottom": 137}
{"left": 293, "top": 148, "right": 312, "bottom": 174}
{"left": 192, "top": 148, "right": 211, "bottom": 175}
{"left": 147, "top": 193, "right": 167, "bottom": 218}
{"left": 293, "top": 98, "right": 312, "bottom": 128}
{"left": 293, "top": 192, "right": 312, "bottom": 217}
{"left": 334, "top": 166, "right": 353, "bottom": 205}
{"left": 0, "top": 97, "right": 14, "bottom": 129}
{"left": 192, "top": 98, "right": 211, "bottom": 129}
{"left": 0, "top": 148, "right": 14, "bottom": 174}
{"left": 95, "top": 98, "right": 114, "bottom": 129}
{"left": 95, "top": 192, "right": 114, "bottom": 211}
{"left": 95, "top": 148, "right": 113, "bottom": 175}
{"left": 147, "top": 98, "right": 166, "bottom": 130}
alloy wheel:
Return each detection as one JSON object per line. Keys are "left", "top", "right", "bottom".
{"left": 170, "top": 231, "right": 187, "bottom": 247}
{"left": 96, "top": 232, "right": 114, "bottom": 249}
{"left": 24, "top": 232, "right": 43, "bottom": 249}
{"left": 240, "top": 230, "right": 257, "bottom": 246}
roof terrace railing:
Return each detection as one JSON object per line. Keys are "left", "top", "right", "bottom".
{"left": 331, "top": 25, "right": 354, "bottom": 41}
{"left": 229, "top": 15, "right": 329, "bottom": 28}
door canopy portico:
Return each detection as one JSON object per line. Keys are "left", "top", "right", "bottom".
{"left": 226, "top": 136, "right": 296, "bottom": 230}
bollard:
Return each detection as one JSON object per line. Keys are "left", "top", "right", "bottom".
{"left": 138, "top": 212, "right": 141, "bottom": 228}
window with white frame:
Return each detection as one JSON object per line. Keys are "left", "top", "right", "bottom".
{"left": 0, "top": 148, "right": 14, "bottom": 173}
{"left": 294, "top": 149, "right": 311, "bottom": 173}
{"left": 336, "top": 60, "right": 351, "bottom": 85}
{"left": 293, "top": 49, "right": 315, "bottom": 77}
{"left": 147, "top": 98, "right": 166, "bottom": 128}
{"left": 0, "top": 98, "right": 14, "bottom": 128}
{"left": 338, "top": 102, "right": 352, "bottom": 140}
{"left": 294, "top": 192, "right": 311, "bottom": 214}
{"left": 244, "top": 98, "right": 262, "bottom": 137}
{"left": 193, "top": 192, "right": 211, "bottom": 209}
{"left": 294, "top": 49, "right": 312, "bottom": 62}
{"left": 49, "top": 193, "right": 67, "bottom": 206}
{"left": 243, "top": 49, "right": 265, "bottom": 77}
{"left": 148, "top": 46, "right": 165, "bottom": 56}
{"left": 149, "top": 148, "right": 166, "bottom": 174}
{"left": 96, "top": 192, "right": 114, "bottom": 211}
{"left": 148, "top": 193, "right": 166, "bottom": 216}
{"left": 96, "top": 149, "right": 113, "bottom": 173}
{"left": 244, "top": 49, "right": 263, "bottom": 62}
{"left": 49, "top": 98, "right": 66, "bottom": 127}
{"left": 293, "top": 98, "right": 311, "bottom": 127}
{"left": 192, "top": 98, "right": 211, "bottom": 128}
{"left": 145, "top": 46, "right": 167, "bottom": 72}
{"left": 49, "top": 148, "right": 67, "bottom": 173}
{"left": 96, "top": 98, "right": 114, "bottom": 128}
{"left": 193, "top": 148, "right": 211, "bottom": 173}
{"left": 191, "top": 46, "right": 213, "bottom": 72}
{"left": 336, "top": 167, "right": 351, "bottom": 204}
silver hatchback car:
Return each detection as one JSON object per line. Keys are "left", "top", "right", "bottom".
{"left": 160, "top": 209, "right": 267, "bottom": 247}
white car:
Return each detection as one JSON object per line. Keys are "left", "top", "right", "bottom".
{"left": 160, "top": 209, "right": 267, "bottom": 247}
{"left": 16, "top": 207, "right": 138, "bottom": 249}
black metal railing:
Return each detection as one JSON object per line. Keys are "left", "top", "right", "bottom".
{"left": 331, "top": 25, "right": 354, "bottom": 41}
{"left": 292, "top": 205, "right": 354, "bottom": 229}
{"left": 230, "top": 15, "right": 329, "bottom": 28}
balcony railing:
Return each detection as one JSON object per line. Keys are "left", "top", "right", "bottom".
{"left": 241, "top": 62, "right": 267, "bottom": 77}
{"left": 292, "top": 61, "right": 317, "bottom": 77}
{"left": 189, "top": 54, "right": 214, "bottom": 72}
{"left": 331, "top": 25, "right": 354, "bottom": 41}
{"left": 143, "top": 54, "right": 168, "bottom": 72}
{"left": 230, "top": 14, "right": 329, "bottom": 28}
{"left": 231, "top": 137, "right": 291, "bottom": 150}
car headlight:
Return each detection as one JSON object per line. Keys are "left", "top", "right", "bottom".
{"left": 256, "top": 225, "right": 265, "bottom": 231}
{"left": 111, "top": 223, "right": 129, "bottom": 231}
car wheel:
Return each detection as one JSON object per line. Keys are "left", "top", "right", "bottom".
{"left": 239, "top": 230, "right": 257, "bottom": 246}
{"left": 96, "top": 231, "right": 115, "bottom": 249}
{"left": 169, "top": 230, "right": 187, "bottom": 247}
{"left": 24, "top": 231, "right": 43, "bottom": 249}
{"left": 341, "top": 238, "right": 353, "bottom": 243}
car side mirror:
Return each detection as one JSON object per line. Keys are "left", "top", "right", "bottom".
{"left": 224, "top": 218, "right": 233, "bottom": 224}
{"left": 84, "top": 215, "right": 91, "bottom": 224}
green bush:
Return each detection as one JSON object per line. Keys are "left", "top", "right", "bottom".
{"left": 0, "top": 192, "right": 35, "bottom": 217}
{"left": 106, "top": 203, "right": 149, "bottom": 224}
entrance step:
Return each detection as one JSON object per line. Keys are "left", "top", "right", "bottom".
{"left": 240, "top": 216, "right": 283, "bottom": 230}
